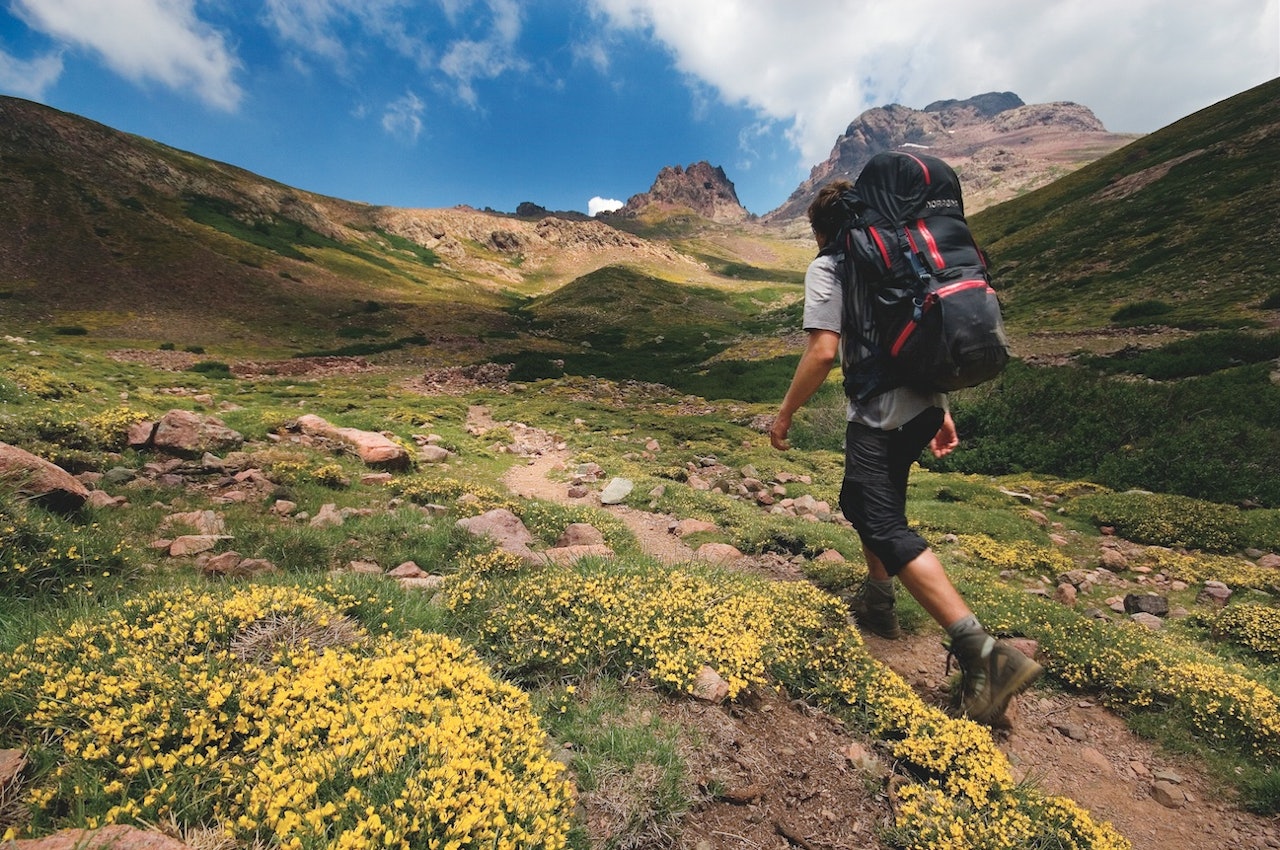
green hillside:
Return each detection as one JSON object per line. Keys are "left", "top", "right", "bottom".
{"left": 971, "top": 77, "right": 1280, "bottom": 332}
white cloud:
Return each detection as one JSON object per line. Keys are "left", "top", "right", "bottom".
{"left": 0, "top": 48, "right": 64, "bottom": 99}
{"left": 261, "top": 0, "right": 434, "bottom": 72}
{"left": 589, "top": 196, "right": 624, "bottom": 215}
{"left": 589, "top": 0, "right": 1280, "bottom": 168}
{"left": 12, "top": 0, "right": 241, "bottom": 109}
{"left": 438, "top": 0, "right": 527, "bottom": 105}
{"left": 262, "top": 0, "right": 528, "bottom": 106}
{"left": 381, "top": 90, "right": 425, "bottom": 142}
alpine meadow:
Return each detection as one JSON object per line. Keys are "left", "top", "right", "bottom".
{"left": 1, "top": 77, "right": 1279, "bottom": 850}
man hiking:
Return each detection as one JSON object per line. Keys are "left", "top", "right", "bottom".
{"left": 769, "top": 165, "right": 1042, "bottom": 725}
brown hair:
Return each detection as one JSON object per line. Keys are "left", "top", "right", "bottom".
{"left": 807, "top": 179, "right": 852, "bottom": 245}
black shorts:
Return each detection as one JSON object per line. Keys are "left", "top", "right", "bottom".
{"left": 838, "top": 407, "right": 945, "bottom": 575}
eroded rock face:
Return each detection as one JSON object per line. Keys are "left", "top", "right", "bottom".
{"left": 0, "top": 442, "right": 88, "bottom": 513}
{"left": 619, "top": 161, "right": 750, "bottom": 223}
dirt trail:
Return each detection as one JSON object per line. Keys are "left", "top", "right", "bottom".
{"left": 483, "top": 408, "right": 1280, "bottom": 850}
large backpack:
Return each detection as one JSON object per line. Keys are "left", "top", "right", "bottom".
{"left": 832, "top": 151, "right": 1009, "bottom": 402}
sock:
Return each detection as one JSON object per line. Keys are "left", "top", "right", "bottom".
{"left": 867, "top": 577, "right": 895, "bottom": 597}
{"left": 946, "top": 614, "right": 985, "bottom": 641}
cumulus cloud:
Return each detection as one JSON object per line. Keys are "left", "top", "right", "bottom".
{"left": 12, "top": 0, "right": 241, "bottom": 110}
{"left": 588, "top": 196, "right": 624, "bottom": 215}
{"left": 588, "top": 0, "right": 1279, "bottom": 168}
{"left": 0, "top": 48, "right": 64, "bottom": 99}
{"left": 381, "top": 90, "right": 426, "bottom": 142}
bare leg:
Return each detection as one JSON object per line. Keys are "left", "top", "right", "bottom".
{"left": 894, "top": 548, "right": 972, "bottom": 629}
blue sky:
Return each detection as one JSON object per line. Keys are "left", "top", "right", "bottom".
{"left": 1, "top": 1, "right": 1277, "bottom": 216}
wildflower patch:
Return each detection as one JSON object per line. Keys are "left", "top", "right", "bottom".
{"left": 0, "top": 585, "right": 572, "bottom": 849}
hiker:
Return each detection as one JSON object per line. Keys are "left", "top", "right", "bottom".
{"left": 768, "top": 175, "right": 1042, "bottom": 725}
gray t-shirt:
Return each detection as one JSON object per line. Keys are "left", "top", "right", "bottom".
{"left": 802, "top": 253, "right": 945, "bottom": 430}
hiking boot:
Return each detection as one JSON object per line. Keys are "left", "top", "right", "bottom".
{"left": 845, "top": 581, "right": 902, "bottom": 639}
{"left": 947, "top": 633, "right": 1043, "bottom": 724}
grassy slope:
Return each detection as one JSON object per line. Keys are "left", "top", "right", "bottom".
{"left": 970, "top": 77, "right": 1280, "bottom": 332}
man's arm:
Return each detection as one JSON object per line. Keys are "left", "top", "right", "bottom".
{"left": 770, "top": 329, "right": 839, "bottom": 450}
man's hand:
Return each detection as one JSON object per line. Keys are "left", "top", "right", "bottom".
{"left": 930, "top": 411, "right": 958, "bottom": 458}
{"left": 769, "top": 411, "right": 793, "bottom": 450}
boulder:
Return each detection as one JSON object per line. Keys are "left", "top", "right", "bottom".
{"left": 695, "top": 542, "right": 743, "bottom": 564}
{"left": 293, "top": 414, "right": 410, "bottom": 470}
{"left": 152, "top": 410, "right": 243, "bottom": 458}
{"left": 0, "top": 442, "right": 89, "bottom": 513}
{"left": 554, "top": 523, "right": 606, "bottom": 547}
{"left": 1123, "top": 593, "right": 1169, "bottom": 616}
{"left": 599, "top": 477, "right": 634, "bottom": 505}
{"left": 455, "top": 509, "right": 536, "bottom": 559}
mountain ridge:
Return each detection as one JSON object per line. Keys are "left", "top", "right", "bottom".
{"left": 764, "top": 91, "right": 1140, "bottom": 222}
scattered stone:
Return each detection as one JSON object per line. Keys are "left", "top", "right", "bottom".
{"left": 1099, "top": 547, "right": 1128, "bottom": 571}
{"left": 719, "top": 784, "right": 765, "bottom": 805}
{"left": 292, "top": 413, "right": 410, "bottom": 470}
{"left": 1257, "top": 553, "right": 1280, "bottom": 569}
{"left": 168, "top": 535, "right": 228, "bottom": 557}
{"left": 1130, "top": 612, "right": 1164, "bottom": 630}
{"left": 455, "top": 508, "right": 536, "bottom": 559}
{"left": 566, "top": 484, "right": 589, "bottom": 499}
{"left": 0, "top": 442, "right": 89, "bottom": 513}
{"left": 599, "top": 477, "right": 634, "bottom": 505}
{"left": 388, "top": 561, "right": 426, "bottom": 578}
{"left": 1053, "top": 583, "right": 1078, "bottom": 607}
{"left": 86, "top": 489, "right": 127, "bottom": 508}
{"left": 399, "top": 575, "right": 446, "bottom": 591}
{"left": 542, "top": 544, "right": 614, "bottom": 565}
{"left": 101, "top": 467, "right": 137, "bottom": 486}
{"left": 1197, "top": 581, "right": 1232, "bottom": 607}
{"left": 310, "top": 503, "right": 346, "bottom": 527}
{"left": 691, "top": 665, "right": 730, "bottom": 703}
{"left": 272, "top": 499, "right": 298, "bottom": 516}
{"left": 347, "top": 560, "right": 383, "bottom": 574}
{"left": 360, "top": 472, "right": 394, "bottom": 486}
{"left": 814, "top": 549, "right": 845, "bottom": 563}
{"left": 1053, "top": 722, "right": 1089, "bottom": 741}
{"left": 164, "top": 509, "right": 226, "bottom": 536}
{"left": 418, "top": 445, "right": 450, "bottom": 464}
{"left": 695, "top": 542, "right": 743, "bottom": 564}
{"left": 1079, "top": 747, "right": 1112, "bottom": 773}
{"left": 0, "top": 748, "right": 26, "bottom": 785}
{"left": 1124, "top": 593, "right": 1169, "bottom": 616}
{"left": 152, "top": 409, "right": 244, "bottom": 458}
{"left": 10, "top": 825, "right": 192, "bottom": 850}
{"left": 674, "top": 519, "right": 718, "bottom": 537}
{"left": 1151, "top": 780, "right": 1186, "bottom": 809}
{"left": 554, "top": 523, "right": 606, "bottom": 547}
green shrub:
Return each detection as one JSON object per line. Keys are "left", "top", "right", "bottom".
{"left": 187, "top": 361, "right": 233, "bottom": 378}
{"left": 53, "top": 326, "right": 88, "bottom": 336}
{"left": 1081, "top": 331, "right": 1280, "bottom": 379}
{"left": 1110, "top": 299, "right": 1173, "bottom": 324}
{"left": 937, "top": 361, "right": 1280, "bottom": 507}
{"left": 1262, "top": 290, "right": 1280, "bottom": 310}
{"left": 1070, "top": 491, "right": 1243, "bottom": 552}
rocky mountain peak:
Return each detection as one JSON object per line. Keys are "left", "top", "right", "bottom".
{"left": 764, "top": 92, "right": 1136, "bottom": 223}
{"left": 619, "top": 161, "right": 750, "bottom": 223}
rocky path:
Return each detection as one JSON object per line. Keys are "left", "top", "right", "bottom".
{"left": 484, "top": 408, "right": 1280, "bottom": 850}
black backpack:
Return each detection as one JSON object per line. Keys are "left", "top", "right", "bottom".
{"left": 830, "top": 151, "right": 1009, "bottom": 402}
